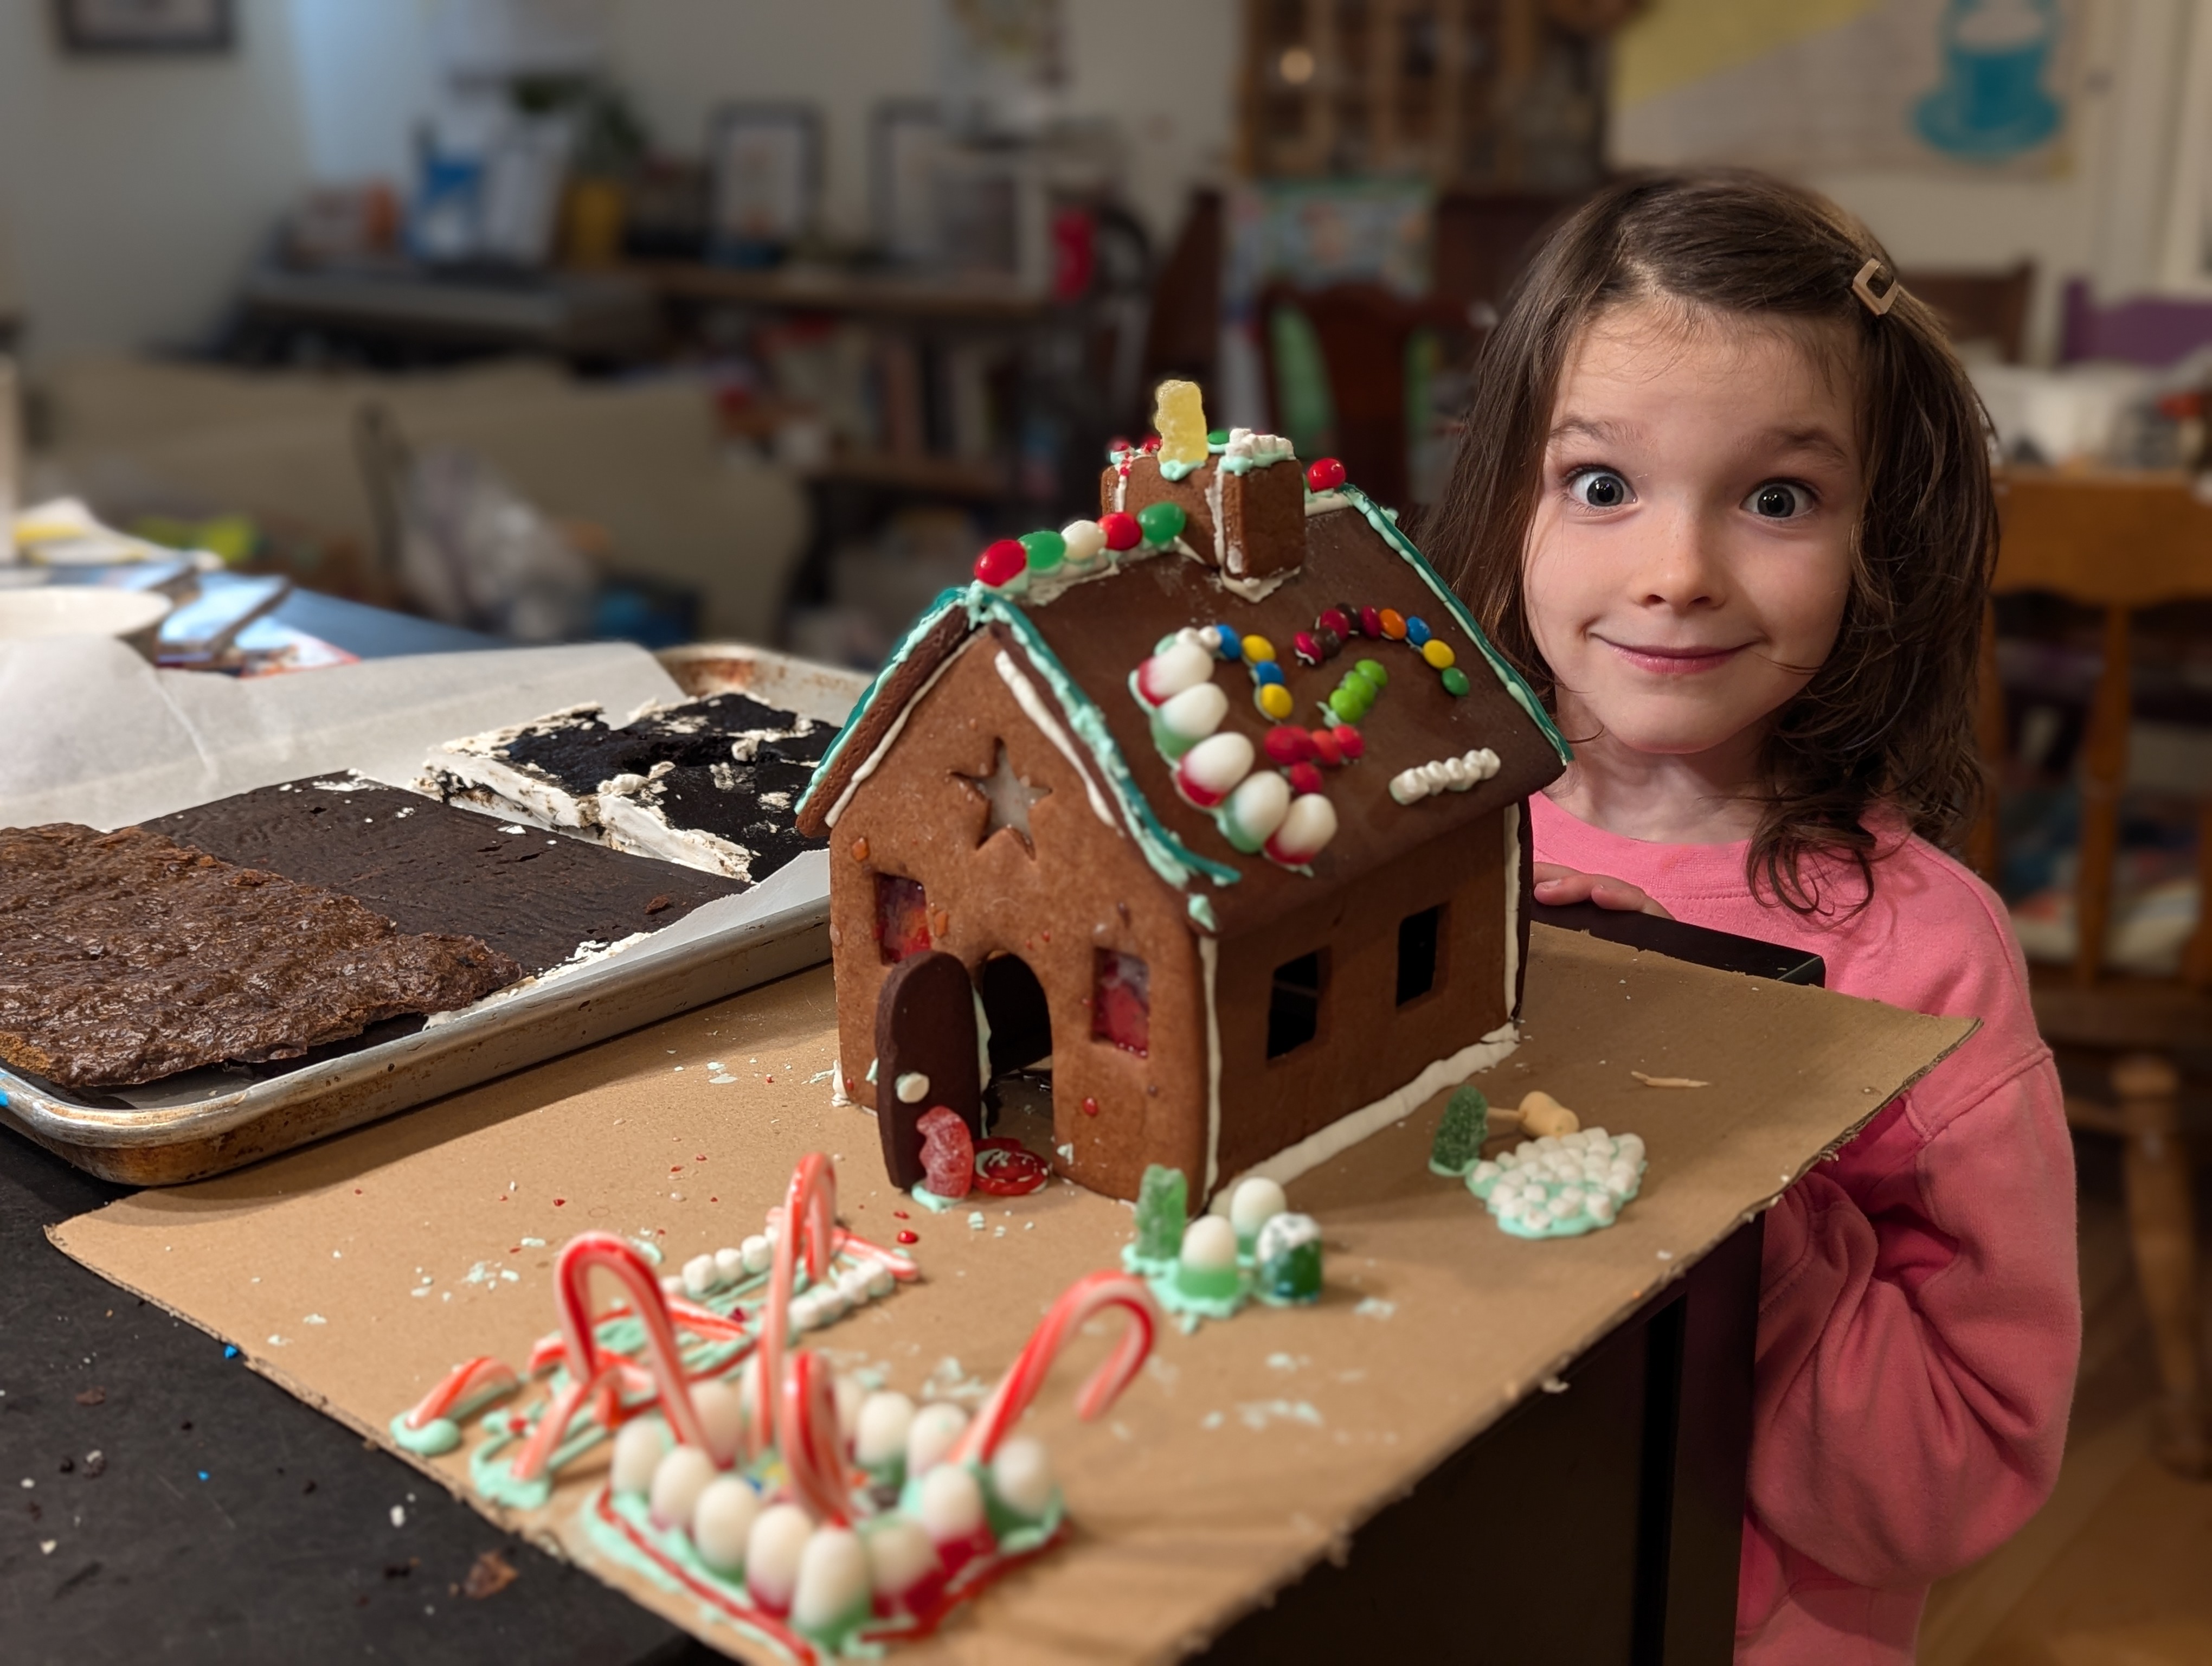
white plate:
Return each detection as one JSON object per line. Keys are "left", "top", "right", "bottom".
{"left": 0, "top": 587, "right": 172, "bottom": 640}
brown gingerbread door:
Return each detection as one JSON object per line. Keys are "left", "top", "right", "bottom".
{"left": 872, "top": 950, "right": 982, "bottom": 1190}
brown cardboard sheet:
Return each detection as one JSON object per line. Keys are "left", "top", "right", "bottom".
{"left": 51, "top": 925, "right": 1971, "bottom": 1662}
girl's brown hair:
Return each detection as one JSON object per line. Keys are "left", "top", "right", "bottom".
{"left": 1424, "top": 170, "right": 1996, "bottom": 914}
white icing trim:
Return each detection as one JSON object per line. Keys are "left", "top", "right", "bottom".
{"left": 1220, "top": 1021, "right": 1521, "bottom": 1194}
{"left": 1200, "top": 935, "right": 1223, "bottom": 1197}
{"left": 1205, "top": 463, "right": 1226, "bottom": 568}
{"left": 822, "top": 646, "right": 963, "bottom": 828}
{"left": 1388, "top": 747, "right": 1501, "bottom": 805}
{"left": 1218, "top": 566, "right": 1293, "bottom": 604}
{"left": 993, "top": 650, "right": 1121, "bottom": 833}
{"left": 1304, "top": 491, "right": 1352, "bottom": 516}
{"left": 1503, "top": 805, "right": 1521, "bottom": 1017}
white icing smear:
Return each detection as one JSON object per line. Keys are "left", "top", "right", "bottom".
{"left": 1304, "top": 491, "right": 1352, "bottom": 516}
{"left": 821, "top": 645, "right": 962, "bottom": 828}
{"left": 1200, "top": 935, "right": 1223, "bottom": 1197}
{"left": 1221, "top": 1021, "right": 1520, "bottom": 1194}
{"left": 993, "top": 650, "right": 1120, "bottom": 832}
{"left": 1503, "top": 804, "right": 1521, "bottom": 1016}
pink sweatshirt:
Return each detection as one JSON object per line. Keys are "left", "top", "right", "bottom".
{"left": 1532, "top": 794, "right": 2079, "bottom": 1664}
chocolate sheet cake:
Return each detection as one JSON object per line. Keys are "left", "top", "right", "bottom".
{"left": 0, "top": 824, "right": 521, "bottom": 1089}
{"left": 150, "top": 776, "right": 747, "bottom": 977}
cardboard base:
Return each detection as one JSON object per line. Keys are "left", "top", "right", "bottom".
{"left": 51, "top": 926, "right": 1970, "bottom": 1663}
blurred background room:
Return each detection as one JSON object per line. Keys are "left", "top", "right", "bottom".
{"left": 0, "top": 5, "right": 2209, "bottom": 1655}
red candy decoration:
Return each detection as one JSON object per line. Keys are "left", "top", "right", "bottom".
{"left": 1307, "top": 457, "right": 1347, "bottom": 491}
{"left": 1109, "top": 434, "right": 1131, "bottom": 456}
{"left": 1309, "top": 728, "right": 1344, "bottom": 767}
{"left": 1334, "top": 724, "right": 1366, "bottom": 760}
{"left": 975, "top": 540, "right": 1027, "bottom": 588}
{"left": 974, "top": 1137, "right": 1050, "bottom": 1196}
{"left": 1141, "top": 434, "right": 1162, "bottom": 453}
{"left": 1099, "top": 511, "right": 1143, "bottom": 552}
{"left": 1317, "top": 607, "right": 1351, "bottom": 638}
{"left": 1292, "top": 631, "right": 1323, "bottom": 667}
{"left": 916, "top": 1106, "right": 975, "bottom": 1200}
{"left": 1288, "top": 762, "right": 1324, "bottom": 797}
{"left": 1264, "top": 725, "right": 1315, "bottom": 766}
{"left": 1359, "top": 605, "right": 1383, "bottom": 638}
{"left": 1081, "top": 1095, "right": 1101, "bottom": 1117}
{"left": 897, "top": 1229, "right": 919, "bottom": 1245}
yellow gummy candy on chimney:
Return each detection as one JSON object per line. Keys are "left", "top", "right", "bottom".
{"left": 1153, "top": 380, "right": 1208, "bottom": 469}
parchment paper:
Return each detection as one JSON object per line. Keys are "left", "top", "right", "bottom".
{"left": 53, "top": 928, "right": 1972, "bottom": 1662}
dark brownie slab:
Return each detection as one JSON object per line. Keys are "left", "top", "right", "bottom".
{"left": 0, "top": 824, "right": 521, "bottom": 1089}
{"left": 148, "top": 776, "right": 747, "bottom": 977}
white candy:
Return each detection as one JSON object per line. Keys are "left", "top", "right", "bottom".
{"left": 1583, "top": 1126, "right": 1609, "bottom": 1145}
{"left": 1176, "top": 732, "right": 1255, "bottom": 802}
{"left": 1229, "top": 1176, "right": 1288, "bottom": 1240}
{"left": 854, "top": 1391, "right": 916, "bottom": 1469}
{"left": 863, "top": 1259, "right": 897, "bottom": 1298}
{"left": 649, "top": 1443, "right": 719, "bottom": 1532}
{"left": 682, "top": 1253, "right": 718, "bottom": 1297}
{"left": 894, "top": 1071, "right": 930, "bottom": 1104}
{"left": 991, "top": 1434, "right": 1055, "bottom": 1521}
{"left": 610, "top": 1418, "right": 669, "bottom": 1497}
{"left": 661, "top": 1274, "right": 684, "bottom": 1295}
{"left": 789, "top": 1291, "right": 822, "bottom": 1332}
{"left": 692, "top": 1379, "right": 747, "bottom": 1465}
{"left": 918, "top": 1462, "right": 986, "bottom": 1543}
{"left": 1059, "top": 518, "right": 1108, "bottom": 569}
{"left": 1587, "top": 1193, "right": 1618, "bottom": 1224}
{"left": 1266, "top": 792, "right": 1338, "bottom": 863}
{"left": 1617, "top": 1135, "right": 1645, "bottom": 1164}
{"left": 832, "top": 1373, "right": 868, "bottom": 1437}
{"left": 792, "top": 1527, "right": 871, "bottom": 1634}
{"left": 1155, "top": 681, "right": 1229, "bottom": 743}
{"left": 837, "top": 1266, "right": 876, "bottom": 1305}
{"left": 1180, "top": 1214, "right": 1238, "bottom": 1272}
{"left": 745, "top": 1503, "right": 814, "bottom": 1611}
{"left": 691, "top": 1475, "right": 761, "bottom": 1574}
{"left": 906, "top": 1401, "right": 969, "bottom": 1478}
{"left": 1470, "top": 1162, "right": 1500, "bottom": 1187}
{"left": 1222, "top": 771, "right": 1291, "bottom": 844}
{"left": 715, "top": 1246, "right": 747, "bottom": 1284}
{"left": 1139, "top": 642, "right": 1217, "bottom": 707}
{"left": 865, "top": 1516, "right": 938, "bottom": 1598}
{"left": 741, "top": 1234, "right": 773, "bottom": 1275}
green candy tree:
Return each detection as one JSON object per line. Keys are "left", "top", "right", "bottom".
{"left": 1428, "top": 1085, "right": 1489, "bottom": 1177}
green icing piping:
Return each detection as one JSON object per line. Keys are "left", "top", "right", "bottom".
{"left": 1338, "top": 484, "right": 1572, "bottom": 764}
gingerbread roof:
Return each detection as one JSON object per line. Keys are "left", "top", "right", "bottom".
{"left": 795, "top": 482, "right": 1569, "bottom": 940}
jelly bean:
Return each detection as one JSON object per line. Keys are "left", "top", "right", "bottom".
{"left": 1176, "top": 732, "right": 1255, "bottom": 806}
{"left": 1060, "top": 518, "right": 1108, "bottom": 568}
{"left": 1253, "top": 660, "right": 1285, "bottom": 687}
{"left": 1220, "top": 772, "right": 1291, "bottom": 852}
{"left": 1137, "top": 499, "right": 1188, "bottom": 546}
{"left": 1267, "top": 794, "right": 1339, "bottom": 863}
{"left": 1355, "top": 657, "right": 1388, "bottom": 688}
{"left": 1263, "top": 725, "right": 1314, "bottom": 765}
{"left": 1287, "top": 761, "right": 1323, "bottom": 796}
{"left": 917, "top": 1106, "right": 974, "bottom": 1200}
{"left": 1020, "top": 529, "right": 1066, "bottom": 572}
{"left": 1292, "top": 631, "right": 1324, "bottom": 667}
{"left": 1154, "top": 683, "right": 1228, "bottom": 752}
{"left": 1240, "top": 633, "right": 1275, "bottom": 665}
{"left": 1256, "top": 683, "right": 1295, "bottom": 720}
{"left": 1422, "top": 639, "right": 1457, "bottom": 670}
{"left": 974, "top": 540, "right": 1027, "bottom": 588}
{"left": 1379, "top": 608, "right": 1406, "bottom": 640}
{"left": 1333, "top": 724, "right": 1365, "bottom": 760}
{"left": 1309, "top": 728, "right": 1343, "bottom": 766}
{"left": 1359, "top": 605, "right": 1382, "bottom": 638}
{"left": 1136, "top": 640, "right": 1215, "bottom": 705}
{"left": 1306, "top": 456, "right": 1347, "bottom": 492}
{"left": 1405, "top": 616, "right": 1431, "bottom": 646}
{"left": 1440, "top": 666, "right": 1471, "bottom": 696}
{"left": 1316, "top": 607, "right": 1352, "bottom": 638}
{"left": 1099, "top": 511, "right": 1142, "bottom": 551}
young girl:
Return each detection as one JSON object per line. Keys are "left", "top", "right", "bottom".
{"left": 1430, "top": 172, "right": 2079, "bottom": 1662}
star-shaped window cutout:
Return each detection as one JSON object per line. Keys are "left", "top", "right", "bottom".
{"left": 956, "top": 741, "right": 1050, "bottom": 855}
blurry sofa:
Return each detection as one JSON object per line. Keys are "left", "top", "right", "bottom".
{"left": 32, "top": 357, "right": 808, "bottom": 646}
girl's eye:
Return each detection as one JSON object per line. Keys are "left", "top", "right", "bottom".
{"left": 1746, "top": 481, "right": 1813, "bottom": 520}
{"left": 1566, "top": 469, "right": 1632, "bottom": 509}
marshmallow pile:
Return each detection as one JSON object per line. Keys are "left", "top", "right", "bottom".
{"left": 1467, "top": 1129, "right": 1645, "bottom": 1239}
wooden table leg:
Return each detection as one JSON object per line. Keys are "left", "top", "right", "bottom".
{"left": 2114, "top": 1053, "right": 2209, "bottom": 1478}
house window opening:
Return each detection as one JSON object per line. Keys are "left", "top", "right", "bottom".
{"left": 1266, "top": 951, "right": 1325, "bottom": 1059}
{"left": 1091, "top": 950, "right": 1150, "bottom": 1057}
{"left": 980, "top": 953, "right": 1053, "bottom": 1077}
{"left": 1397, "top": 904, "right": 1442, "bottom": 1005}
{"left": 874, "top": 873, "right": 930, "bottom": 964}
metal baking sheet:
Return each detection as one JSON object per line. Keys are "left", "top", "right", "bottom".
{"left": 3, "top": 644, "right": 868, "bottom": 1186}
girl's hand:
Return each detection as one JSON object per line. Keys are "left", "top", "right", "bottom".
{"left": 1532, "top": 863, "right": 1675, "bottom": 920}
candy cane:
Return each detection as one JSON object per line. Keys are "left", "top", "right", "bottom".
{"left": 402, "top": 1356, "right": 518, "bottom": 1432}
{"left": 510, "top": 1233, "right": 712, "bottom": 1483}
{"left": 954, "top": 1272, "right": 1158, "bottom": 1465}
{"left": 778, "top": 1348, "right": 851, "bottom": 1525}
{"left": 833, "top": 1231, "right": 920, "bottom": 1281}
{"left": 747, "top": 1155, "right": 840, "bottom": 1460}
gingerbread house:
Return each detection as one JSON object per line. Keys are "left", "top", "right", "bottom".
{"left": 795, "top": 408, "right": 1569, "bottom": 1204}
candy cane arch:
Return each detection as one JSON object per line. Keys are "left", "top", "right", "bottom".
{"left": 746, "top": 1153, "right": 839, "bottom": 1459}
{"left": 401, "top": 1356, "right": 518, "bottom": 1432}
{"left": 509, "top": 1233, "right": 713, "bottom": 1483}
{"left": 778, "top": 1348, "right": 851, "bottom": 1527}
{"left": 954, "top": 1271, "right": 1158, "bottom": 1465}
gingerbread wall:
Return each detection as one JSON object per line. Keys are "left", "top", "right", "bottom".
{"left": 823, "top": 627, "right": 1212, "bottom": 1202}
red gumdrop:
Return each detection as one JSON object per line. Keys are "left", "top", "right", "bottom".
{"left": 1264, "top": 725, "right": 1314, "bottom": 766}
{"left": 1099, "top": 511, "right": 1143, "bottom": 552}
{"left": 1307, "top": 457, "right": 1347, "bottom": 491}
{"left": 1333, "top": 724, "right": 1366, "bottom": 760}
{"left": 975, "top": 540, "right": 1027, "bottom": 587}
{"left": 916, "top": 1106, "right": 974, "bottom": 1200}
{"left": 1288, "top": 762, "right": 1324, "bottom": 796}
{"left": 1308, "top": 728, "right": 1343, "bottom": 767}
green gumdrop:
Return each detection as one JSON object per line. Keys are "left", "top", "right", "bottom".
{"left": 1354, "top": 657, "right": 1388, "bottom": 689}
{"left": 1261, "top": 1238, "right": 1323, "bottom": 1303}
{"left": 1206, "top": 429, "right": 1230, "bottom": 445}
{"left": 1136, "top": 500, "right": 1187, "bottom": 547}
{"left": 1020, "top": 529, "right": 1067, "bottom": 571}
{"left": 1429, "top": 1085, "right": 1489, "bottom": 1176}
{"left": 1134, "top": 1164, "right": 1188, "bottom": 1264}
{"left": 1440, "top": 666, "right": 1471, "bottom": 697}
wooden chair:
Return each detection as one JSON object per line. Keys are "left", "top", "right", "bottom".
{"left": 1898, "top": 261, "right": 2034, "bottom": 364}
{"left": 1977, "top": 467, "right": 2212, "bottom": 1475}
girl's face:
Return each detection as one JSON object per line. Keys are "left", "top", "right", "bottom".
{"left": 1523, "top": 303, "right": 1863, "bottom": 764}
